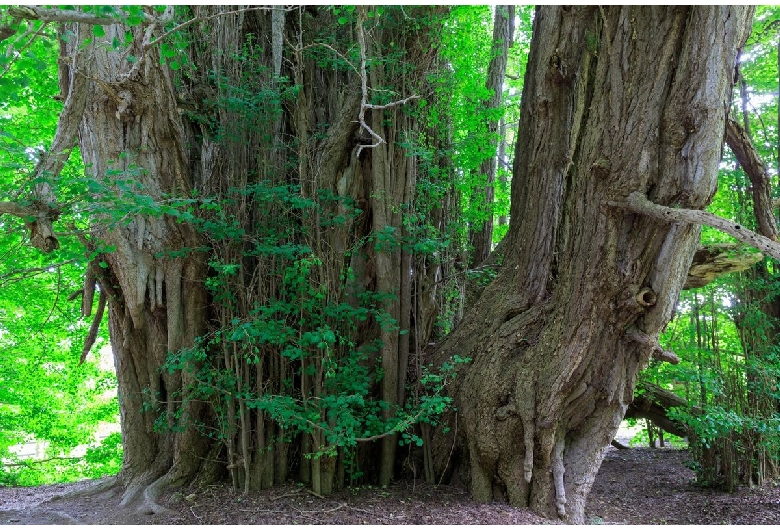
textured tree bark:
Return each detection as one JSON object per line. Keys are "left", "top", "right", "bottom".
{"left": 431, "top": 6, "right": 752, "bottom": 523}
{"left": 725, "top": 117, "right": 778, "bottom": 241}
{"left": 61, "top": 17, "right": 211, "bottom": 512}
{"left": 41, "top": 5, "right": 447, "bottom": 507}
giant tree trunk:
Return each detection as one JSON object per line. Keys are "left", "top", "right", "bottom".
{"left": 60, "top": 16, "right": 211, "bottom": 511}
{"left": 432, "top": 6, "right": 752, "bottom": 523}
{"left": 44, "top": 5, "right": 445, "bottom": 509}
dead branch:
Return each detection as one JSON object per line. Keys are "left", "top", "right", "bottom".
{"left": 8, "top": 5, "right": 116, "bottom": 25}
{"left": 684, "top": 243, "right": 763, "bottom": 289}
{"left": 268, "top": 489, "right": 305, "bottom": 501}
{"left": 80, "top": 289, "right": 106, "bottom": 364}
{"left": 724, "top": 117, "right": 778, "bottom": 240}
{"left": 355, "top": 7, "right": 419, "bottom": 157}
{"left": 2, "top": 455, "right": 82, "bottom": 467}
{"left": 0, "top": 201, "right": 34, "bottom": 217}
{"left": 608, "top": 191, "right": 780, "bottom": 262}
{"left": 145, "top": 7, "right": 294, "bottom": 51}
{"left": 0, "top": 259, "right": 79, "bottom": 288}
{"left": 625, "top": 381, "right": 690, "bottom": 438}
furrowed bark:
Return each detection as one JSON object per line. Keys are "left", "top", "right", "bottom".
{"left": 431, "top": 6, "right": 752, "bottom": 523}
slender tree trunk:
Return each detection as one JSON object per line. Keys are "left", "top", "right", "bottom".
{"left": 469, "top": 5, "right": 514, "bottom": 267}
{"left": 432, "top": 6, "right": 751, "bottom": 523}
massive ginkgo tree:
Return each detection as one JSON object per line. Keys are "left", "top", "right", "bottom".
{"left": 0, "top": 4, "right": 769, "bottom": 524}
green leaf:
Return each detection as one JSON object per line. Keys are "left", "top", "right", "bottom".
{"left": 160, "top": 43, "right": 177, "bottom": 59}
{"left": 92, "top": 25, "right": 105, "bottom": 37}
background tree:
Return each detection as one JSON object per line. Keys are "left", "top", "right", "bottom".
{"left": 467, "top": 5, "right": 514, "bottom": 267}
{"left": 0, "top": 15, "right": 119, "bottom": 485}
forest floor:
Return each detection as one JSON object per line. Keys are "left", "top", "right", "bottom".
{"left": 1, "top": 446, "right": 779, "bottom": 525}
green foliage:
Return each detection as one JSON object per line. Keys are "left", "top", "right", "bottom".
{"left": 431, "top": 6, "right": 533, "bottom": 247}
{"left": 643, "top": 8, "right": 780, "bottom": 489}
{"left": 158, "top": 178, "right": 468, "bottom": 461}
{"left": 0, "top": 14, "right": 119, "bottom": 486}
{"left": 436, "top": 6, "right": 497, "bottom": 233}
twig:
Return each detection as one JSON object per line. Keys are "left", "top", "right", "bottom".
{"left": 35, "top": 262, "right": 61, "bottom": 335}
{"left": 306, "top": 488, "right": 325, "bottom": 499}
{"left": 8, "top": 6, "right": 115, "bottom": 25}
{"left": 438, "top": 412, "right": 458, "bottom": 487}
{"left": 189, "top": 505, "right": 203, "bottom": 520}
{"left": 145, "top": 6, "right": 295, "bottom": 51}
{"left": 0, "top": 21, "right": 50, "bottom": 79}
{"left": 354, "top": 7, "right": 420, "bottom": 157}
{"left": 2, "top": 455, "right": 82, "bottom": 467}
{"left": 296, "top": 42, "right": 360, "bottom": 77}
{"left": 268, "top": 489, "right": 305, "bottom": 501}
{"left": 296, "top": 502, "right": 347, "bottom": 516}
{"left": 348, "top": 505, "right": 376, "bottom": 515}
{"left": 363, "top": 94, "right": 420, "bottom": 111}
{"left": 0, "top": 258, "right": 79, "bottom": 285}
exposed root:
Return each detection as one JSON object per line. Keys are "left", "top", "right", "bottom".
{"left": 55, "top": 475, "right": 119, "bottom": 500}
{"left": 119, "top": 471, "right": 176, "bottom": 516}
{"left": 610, "top": 439, "right": 629, "bottom": 449}
{"left": 141, "top": 474, "right": 176, "bottom": 515}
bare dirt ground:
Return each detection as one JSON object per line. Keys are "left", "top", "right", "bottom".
{"left": 2, "top": 446, "right": 779, "bottom": 524}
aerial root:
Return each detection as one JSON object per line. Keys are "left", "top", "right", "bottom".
{"left": 521, "top": 416, "right": 534, "bottom": 483}
{"left": 80, "top": 290, "right": 106, "bottom": 363}
{"left": 552, "top": 433, "right": 566, "bottom": 518}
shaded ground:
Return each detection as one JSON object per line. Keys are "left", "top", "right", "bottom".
{"left": 588, "top": 447, "right": 780, "bottom": 524}
{"left": 2, "top": 447, "right": 779, "bottom": 524}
